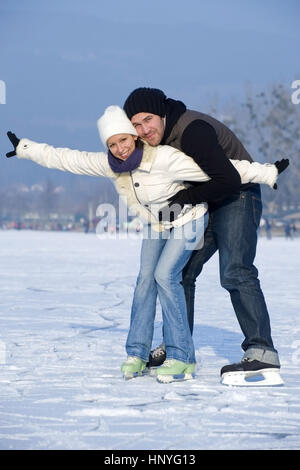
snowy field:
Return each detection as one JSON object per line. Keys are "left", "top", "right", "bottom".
{"left": 0, "top": 230, "right": 299, "bottom": 450}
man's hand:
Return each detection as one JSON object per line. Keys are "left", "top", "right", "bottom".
{"left": 158, "top": 202, "right": 184, "bottom": 223}
{"left": 6, "top": 131, "right": 20, "bottom": 158}
{"left": 167, "top": 189, "right": 191, "bottom": 207}
{"left": 158, "top": 189, "right": 192, "bottom": 223}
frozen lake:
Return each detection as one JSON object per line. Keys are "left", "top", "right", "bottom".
{"left": 0, "top": 230, "right": 299, "bottom": 450}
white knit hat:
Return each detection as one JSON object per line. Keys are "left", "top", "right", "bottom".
{"left": 97, "top": 105, "right": 138, "bottom": 147}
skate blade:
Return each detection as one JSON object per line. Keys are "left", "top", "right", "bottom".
{"left": 221, "top": 369, "right": 284, "bottom": 387}
{"left": 156, "top": 372, "right": 195, "bottom": 384}
{"left": 123, "top": 369, "right": 148, "bottom": 380}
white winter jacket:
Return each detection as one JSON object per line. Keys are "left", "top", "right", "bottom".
{"left": 16, "top": 139, "right": 278, "bottom": 232}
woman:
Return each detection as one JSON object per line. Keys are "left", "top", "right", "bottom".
{"left": 6, "top": 105, "right": 288, "bottom": 383}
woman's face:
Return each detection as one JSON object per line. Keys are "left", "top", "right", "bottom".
{"left": 107, "top": 134, "right": 138, "bottom": 160}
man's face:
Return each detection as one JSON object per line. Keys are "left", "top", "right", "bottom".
{"left": 130, "top": 112, "right": 165, "bottom": 146}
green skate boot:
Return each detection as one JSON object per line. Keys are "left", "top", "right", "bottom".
{"left": 121, "top": 356, "right": 147, "bottom": 380}
{"left": 156, "top": 359, "right": 196, "bottom": 383}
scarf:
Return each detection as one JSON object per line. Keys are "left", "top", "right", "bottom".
{"left": 161, "top": 98, "right": 186, "bottom": 145}
{"left": 107, "top": 146, "right": 143, "bottom": 173}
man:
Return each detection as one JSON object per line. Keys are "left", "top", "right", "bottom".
{"left": 123, "top": 87, "right": 283, "bottom": 386}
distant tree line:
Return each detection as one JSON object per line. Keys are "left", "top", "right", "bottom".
{"left": 0, "top": 176, "right": 119, "bottom": 224}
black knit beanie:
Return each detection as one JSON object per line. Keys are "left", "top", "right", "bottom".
{"left": 123, "top": 87, "right": 167, "bottom": 119}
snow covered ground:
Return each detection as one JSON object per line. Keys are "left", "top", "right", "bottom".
{"left": 0, "top": 230, "right": 299, "bottom": 450}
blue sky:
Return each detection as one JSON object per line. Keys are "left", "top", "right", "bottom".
{"left": 0, "top": 0, "right": 299, "bottom": 184}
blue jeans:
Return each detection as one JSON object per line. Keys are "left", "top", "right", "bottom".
{"left": 126, "top": 214, "right": 208, "bottom": 364}
{"left": 182, "top": 185, "right": 280, "bottom": 365}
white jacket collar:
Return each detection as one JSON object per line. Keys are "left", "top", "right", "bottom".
{"left": 137, "top": 142, "right": 157, "bottom": 173}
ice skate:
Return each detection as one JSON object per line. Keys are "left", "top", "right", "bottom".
{"left": 147, "top": 343, "right": 166, "bottom": 376}
{"left": 121, "top": 356, "right": 147, "bottom": 380}
{"left": 220, "top": 358, "right": 284, "bottom": 387}
{"left": 156, "top": 359, "right": 196, "bottom": 383}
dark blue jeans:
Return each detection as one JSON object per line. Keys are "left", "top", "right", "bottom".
{"left": 182, "top": 185, "right": 279, "bottom": 364}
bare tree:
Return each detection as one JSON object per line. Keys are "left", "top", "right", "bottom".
{"left": 221, "top": 82, "right": 300, "bottom": 212}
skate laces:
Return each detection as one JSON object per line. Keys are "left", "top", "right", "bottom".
{"left": 161, "top": 359, "right": 175, "bottom": 367}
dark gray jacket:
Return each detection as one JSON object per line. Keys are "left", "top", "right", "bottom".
{"left": 162, "top": 100, "right": 254, "bottom": 204}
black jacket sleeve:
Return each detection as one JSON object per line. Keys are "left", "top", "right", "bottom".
{"left": 179, "top": 119, "right": 241, "bottom": 204}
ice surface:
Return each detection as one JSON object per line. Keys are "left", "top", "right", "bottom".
{"left": 0, "top": 230, "right": 299, "bottom": 450}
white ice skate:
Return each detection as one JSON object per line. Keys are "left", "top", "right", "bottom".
{"left": 220, "top": 358, "right": 284, "bottom": 387}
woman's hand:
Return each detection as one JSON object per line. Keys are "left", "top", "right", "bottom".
{"left": 273, "top": 158, "right": 289, "bottom": 189}
{"left": 6, "top": 131, "right": 20, "bottom": 158}
{"left": 274, "top": 158, "right": 289, "bottom": 174}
